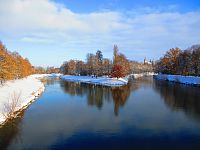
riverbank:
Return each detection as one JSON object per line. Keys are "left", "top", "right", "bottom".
{"left": 61, "top": 75, "right": 129, "bottom": 86}
{"left": 130, "top": 72, "right": 155, "bottom": 79}
{"left": 60, "top": 73, "right": 156, "bottom": 86}
{"left": 30, "top": 73, "right": 62, "bottom": 78}
{"left": 0, "top": 74, "right": 63, "bottom": 126}
{"left": 154, "top": 74, "right": 200, "bottom": 85}
{"left": 0, "top": 75, "right": 46, "bottom": 126}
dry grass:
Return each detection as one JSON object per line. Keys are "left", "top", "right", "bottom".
{"left": 3, "top": 91, "right": 22, "bottom": 120}
{"left": 39, "top": 78, "right": 47, "bottom": 84}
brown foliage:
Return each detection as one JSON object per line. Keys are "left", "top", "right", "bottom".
{"left": 61, "top": 50, "right": 112, "bottom": 76}
{"left": 129, "top": 61, "right": 153, "bottom": 73}
{"left": 0, "top": 41, "right": 33, "bottom": 83}
{"left": 154, "top": 45, "right": 200, "bottom": 76}
{"left": 111, "top": 64, "right": 125, "bottom": 78}
{"left": 112, "top": 45, "right": 130, "bottom": 76}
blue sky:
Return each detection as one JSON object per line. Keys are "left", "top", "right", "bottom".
{"left": 54, "top": 0, "right": 200, "bottom": 13}
{"left": 0, "top": 0, "right": 200, "bottom": 67}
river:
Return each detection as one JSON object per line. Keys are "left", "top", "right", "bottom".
{"left": 0, "top": 77, "right": 200, "bottom": 150}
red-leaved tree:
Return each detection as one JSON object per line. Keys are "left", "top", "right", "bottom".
{"left": 111, "top": 64, "right": 124, "bottom": 78}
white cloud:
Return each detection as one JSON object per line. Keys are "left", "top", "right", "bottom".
{"left": 0, "top": 0, "right": 126, "bottom": 33}
{"left": 0, "top": 0, "right": 200, "bottom": 64}
{"left": 21, "top": 37, "right": 54, "bottom": 43}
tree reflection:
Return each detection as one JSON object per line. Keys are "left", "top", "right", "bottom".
{"left": 60, "top": 81, "right": 111, "bottom": 109}
{"left": 153, "top": 80, "right": 200, "bottom": 121}
{"left": 60, "top": 81, "right": 87, "bottom": 96}
{"left": 86, "top": 84, "right": 105, "bottom": 109}
{"left": 41, "top": 78, "right": 60, "bottom": 86}
{"left": 0, "top": 113, "right": 23, "bottom": 150}
{"left": 60, "top": 79, "right": 147, "bottom": 115}
{"left": 111, "top": 83, "right": 131, "bottom": 116}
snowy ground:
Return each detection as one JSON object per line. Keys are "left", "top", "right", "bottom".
{"left": 61, "top": 75, "right": 129, "bottom": 86}
{"left": 0, "top": 76, "right": 45, "bottom": 125}
{"left": 130, "top": 72, "right": 155, "bottom": 79}
{"left": 60, "top": 73, "right": 155, "bottom": 86}
{"left": 30, "top": 73, "right": 62, "bottom": 78}
{"left": 154, "top": 74, "right": 200, "bottom": 85}
{"left": 0, "top": 74, "right": 62, "bottom": 125}
{"left": 0, "top": 73, "right": 155, "bottom": 125}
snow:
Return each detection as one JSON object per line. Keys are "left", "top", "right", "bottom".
{"left": 61, "top": 75, "right": 128, "bottom": 86}
{"left": 130, "top": 72, "right": 155, "bottom": 79}
{"left": 30, "top": 73, "right": 62, "bottom": 78}
{"left": 61, "top": 73, "right": 156, "bottom": 86}
{"left": 154, "top": 74, "right": 200, "bottom": 85}
{"left": 0, "top": 72, "right": 157, "bottom": 125}
{"left": 0, "top": 75, "right": 45, "bottom": 125}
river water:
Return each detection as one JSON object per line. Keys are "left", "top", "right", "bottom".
{"left": 0, "top": 77, "right": 200, "bottom": 150}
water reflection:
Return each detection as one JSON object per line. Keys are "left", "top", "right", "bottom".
{"left": 41, "top": 77, "right": 60, "bottom": 86}
{"left": 0, "top": 113, "right": 23, "bottom": 150}
{"left": 1, "top": 77, "right": 200, "bottom": 150}
{"left": 153, "top": 80, "right": 200, "bottom": 121}
{"left": 60, "top": 77, "right": 154, "bottom": 116}
{"left": 111, "top": 84, "right": 131, "bottom": 116}
{"left": 60, "top": 81, "right": 133, "bottom": 115}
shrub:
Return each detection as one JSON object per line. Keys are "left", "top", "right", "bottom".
{"left": 3, "top": 91, "right": 21, "bottom": 120}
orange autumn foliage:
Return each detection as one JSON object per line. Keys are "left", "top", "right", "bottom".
{"left": 0, "top": 41, "right": 33, "bottom": 84}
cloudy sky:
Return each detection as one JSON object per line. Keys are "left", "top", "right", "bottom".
{"left": 0, "top": 0, "right": 200, "bottom": 67}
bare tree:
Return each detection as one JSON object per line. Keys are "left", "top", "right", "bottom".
{"left": 3, "top": 91, "right": 22, "bottom": 120}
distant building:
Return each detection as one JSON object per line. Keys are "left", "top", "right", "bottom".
{"left": 144, "top": 58, "right": 153, "bottom": 65}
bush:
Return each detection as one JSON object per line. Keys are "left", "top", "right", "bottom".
{"left": 3, "top": 91, "right": 21, "bottom": 120}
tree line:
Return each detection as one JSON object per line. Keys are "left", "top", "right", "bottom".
{"left": 33, "top": 66, "right": 60, "bottom": 74}
{"left": 60, "top": 45, "right": 151, "bottom": 78}
{"left": 154, "top": 45, "right": 200, "bottom": 76}
{"left": 60, "top": 49, "right": 113, "bottom": 76}
{"left": 0, "top": 41, "right": 154, "bottom": 83}
{"left": 0, "top": 41, "right": 33, "bottom": 84}
{"left": 61, "top": 45, "right": 153, "bottom": 78}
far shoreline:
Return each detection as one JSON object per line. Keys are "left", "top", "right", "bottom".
{"left": 154, "top": 74, "right": 200, "bottom": 86}
{"left": 60, "top": 72, "right": 155, "bottom": 87}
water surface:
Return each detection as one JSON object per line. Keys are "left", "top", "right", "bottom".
{"left": 0, "top": 77, "right": 200, "bottom": 150}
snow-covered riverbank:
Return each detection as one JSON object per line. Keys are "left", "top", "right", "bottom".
{"left": 30, "top": 73, "right": 62, "bottom": 78}
{"left": 154, "top": 74, "right": 200, "bottom": 85}
{"left": 61, "top": 73, "right": 156, "bottom": 86}
{"left": 0, "top": 72, "right": 156, "bottom": 125}
{"left": 61, "top": 75, "right": 128, "bottom": 86}
{"left": 0, "top": 75, "right": 46, "bottom": 126}
{"left": 130, "top": 72, "right": 155, "bottom": 79}
{"left": 0, "top": 74, "right": 62, "bottom": 126}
